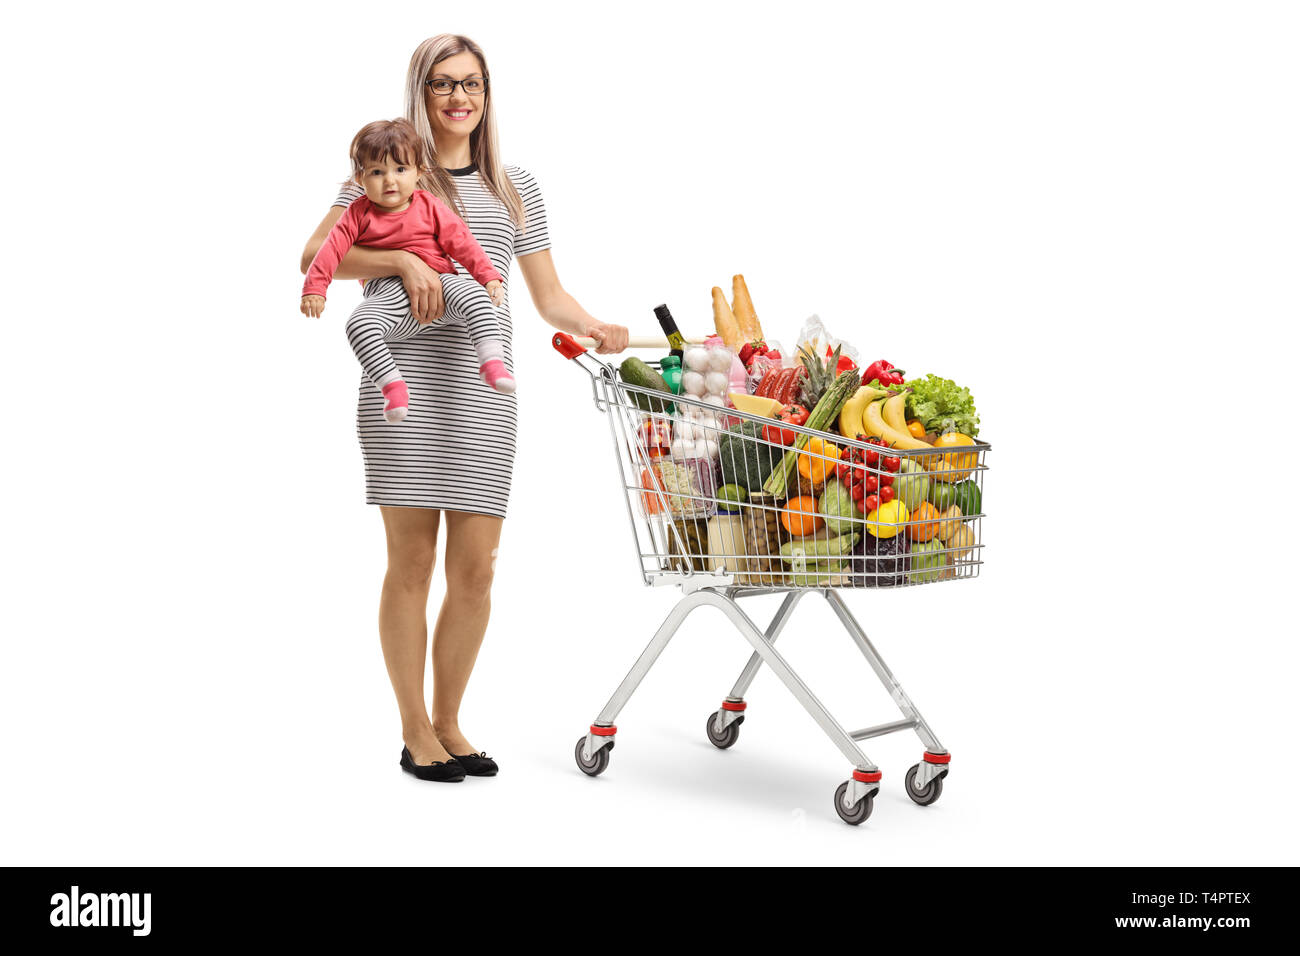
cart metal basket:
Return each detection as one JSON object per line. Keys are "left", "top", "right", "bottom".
{"left": 554, "top": 332, "right": 990, "bottom": 825}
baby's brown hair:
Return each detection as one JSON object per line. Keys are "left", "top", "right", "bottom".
{"left": 350, "top": 118, "right": 426, "bottom": 181}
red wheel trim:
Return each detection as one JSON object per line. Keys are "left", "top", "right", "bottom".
{"left": 852, "top": 770, "right": 882, "bottom": 783}
{"left": 721, "top": 701, "right": 747, "bottom": 712}
{"left": 590, "top": 725, "right": 617, "bottom": 736}
{"left": 923, "top": 752, "right": 950, "bottom": 764}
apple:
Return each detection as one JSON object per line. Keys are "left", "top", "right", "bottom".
{"left": 908, "top": 539, "right": 946, "bottom": 584}
{"left": 894, "top": 457, "right": 931, "bottom": 512}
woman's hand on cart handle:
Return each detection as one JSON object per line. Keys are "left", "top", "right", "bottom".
{"left": 584, "top": 321, "right": 630, "bottom": 354}
{"left": 396, "top": 251, "right": 446, "bottom": 325}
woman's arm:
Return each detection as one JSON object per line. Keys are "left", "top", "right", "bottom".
{"left": 300, "top": 207, "right": 446, "bottom": 322}
{"left": 517, "top": 249, "right": 628, "bottom": 354}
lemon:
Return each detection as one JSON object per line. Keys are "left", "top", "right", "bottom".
{"left": 930, "top": 432, "right": 977, "bottom": 482}
{"left": 865, "top": 500, "right": 910, "bottom": 539}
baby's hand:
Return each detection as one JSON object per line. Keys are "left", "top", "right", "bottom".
{"left": 301, "top": 295, "right": 326, "bottom": 319}
{"left": 486, "top": 280, "right": 504, "bottom": 308}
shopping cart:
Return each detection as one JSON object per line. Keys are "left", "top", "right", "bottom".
{"left": 553, "top": 332, "right": 990, "bottom": 825}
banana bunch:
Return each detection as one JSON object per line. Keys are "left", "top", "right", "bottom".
{"left": 838, "top": 387, "right": 932, "bottom": 450}
{"left": 837, "top": 384, "right": 888, "bottom": 439}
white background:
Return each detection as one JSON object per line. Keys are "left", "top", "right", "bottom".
{"left": 2, "top": 0, "right": 1296, "bottom": 864}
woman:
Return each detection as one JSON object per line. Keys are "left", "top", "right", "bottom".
{"left": 300, "top": 34, "right": 628, "bottom": 782}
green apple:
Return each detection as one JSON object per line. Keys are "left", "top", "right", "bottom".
{"left": 894, "top": 457, "right": 930, "bottom": 512}
{"left": 908, "top": 539, "right": 946, "bottom": 584}
{"left": 928, "top": 478, "right": 980, "bottom": 516}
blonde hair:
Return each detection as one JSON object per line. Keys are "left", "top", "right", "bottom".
{"left": 404, "top": 34, "right": 526, "bottom": 229}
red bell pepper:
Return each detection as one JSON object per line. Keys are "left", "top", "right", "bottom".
{"left": 825, "top": 346, "right": 858, "bottom": 375}
{"left": 863, "top": 359, "right": 905, "bottom": 386}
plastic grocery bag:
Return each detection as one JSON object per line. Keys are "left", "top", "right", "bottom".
{"left": 794, "top": 314, "right": 859, "bottom": 370}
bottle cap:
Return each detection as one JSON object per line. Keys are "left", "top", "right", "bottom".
{"left": 660, "top": 355, "right": 681, "bottom": 368}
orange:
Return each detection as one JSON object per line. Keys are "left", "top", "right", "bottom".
{"left": 928, "top": 432, "right": 977, "bottom": 482}
{"left": 796, "top": 437, "right": 839, "bottom": 484}
{"left": 781, "top": 495, "right": 824, "bottom": 536}
{"left": 907, "top": 501, "right": 942, "bottom": 542}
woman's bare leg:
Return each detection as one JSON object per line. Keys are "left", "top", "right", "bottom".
{"left": 431, "top": 510, "right": 503, "bottom": 756}
{"left": 378, "top": 505, "right": 453, "bottom": 765}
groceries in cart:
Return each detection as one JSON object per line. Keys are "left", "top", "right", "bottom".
{"left": 620, "top": 276, "right": 986, "bottom": 589}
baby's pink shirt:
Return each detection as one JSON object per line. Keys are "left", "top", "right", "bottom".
{"left": 303, "top": 189, "right": 503, "bottom": 298}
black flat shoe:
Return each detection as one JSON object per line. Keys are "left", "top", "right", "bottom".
{"left": 448, "top": 751, "right": 498, "bottom": 777}
{"left": 399, "top": 746, "right": 466, "bottom": 782}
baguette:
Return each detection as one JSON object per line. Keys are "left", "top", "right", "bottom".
{"left": 731, "top": 274, "right": 764, "bottom": 343}
{"left": 711, "top": 286, "right": 742, "bottom": 350}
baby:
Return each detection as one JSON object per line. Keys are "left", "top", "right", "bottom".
{"left": 302, "top": 118, "right": 514, "bottom": 422}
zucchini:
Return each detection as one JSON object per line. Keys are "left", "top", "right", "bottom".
{"left": 779, "top": 533, "right": 860, "bottom": 564}
{"left": 620, "top": 357, "right": 673, "bottom": 413}
{"left": 762, "top": 369, "right": 862, "bottom": 498}
{"left": 789, "top": 560, "right": 851, "bottom": 588}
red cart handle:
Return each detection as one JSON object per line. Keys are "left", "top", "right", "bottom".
{"left": 552, "top": 332, "right": 587, "bottom": 359}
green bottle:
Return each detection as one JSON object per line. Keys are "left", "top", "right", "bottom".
{"left": 654, "top": 304, "right": 686, "bottom": 359}
{"left": 659, "top": 355, "right": 683, "bottom": 395}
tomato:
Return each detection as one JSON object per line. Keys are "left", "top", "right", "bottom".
{"left": 882, "top": 456, "right": 900, "bottom": 473}
{"left": 863, "top": 493, "right": 880, "bottom": 513}
{"left": 850, "top": 481, "right": 865, "bottom": 503}
{"left": 777, "top": 403, "right": 810, "bottom": 427}
{"left": 879, "top": 473, "right": 894, "bottom": 487}
{"left": 864, "top": 475, "right": 879, "bottom": 494}
{"left": 879, "top": 485, "right": 896, "bottom": 504}
{"left": 763, "top": 422, "right": 796, "bottom": 446}
{"left": 863, "top": 448, "right": 880, "bottom": 467}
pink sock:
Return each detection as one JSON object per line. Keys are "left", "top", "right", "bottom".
{"left": 381, "top": 380, "right": 409, "bottom": 423}
{"left": 480, "top": 359, "right": 516, "bottom": 394}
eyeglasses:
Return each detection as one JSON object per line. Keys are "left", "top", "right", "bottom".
{"left": 424, "top": 76, "right": 488, "bottom": 96}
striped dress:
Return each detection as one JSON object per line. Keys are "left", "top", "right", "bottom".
{"left": 331, "top": 164, "right": 550, "bottom": 517}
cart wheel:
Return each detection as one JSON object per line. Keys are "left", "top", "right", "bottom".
{"left": 904, "top": 763, "right": 944, "bottom": 806}
{"left": 705, "top": 712, "right": 743, "bottom": 749}
{"left": 574, "top": 737, "right": 612, "bottom": 777}
{"left": 833, "top": 781, "right": 874, "bottom": 826}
